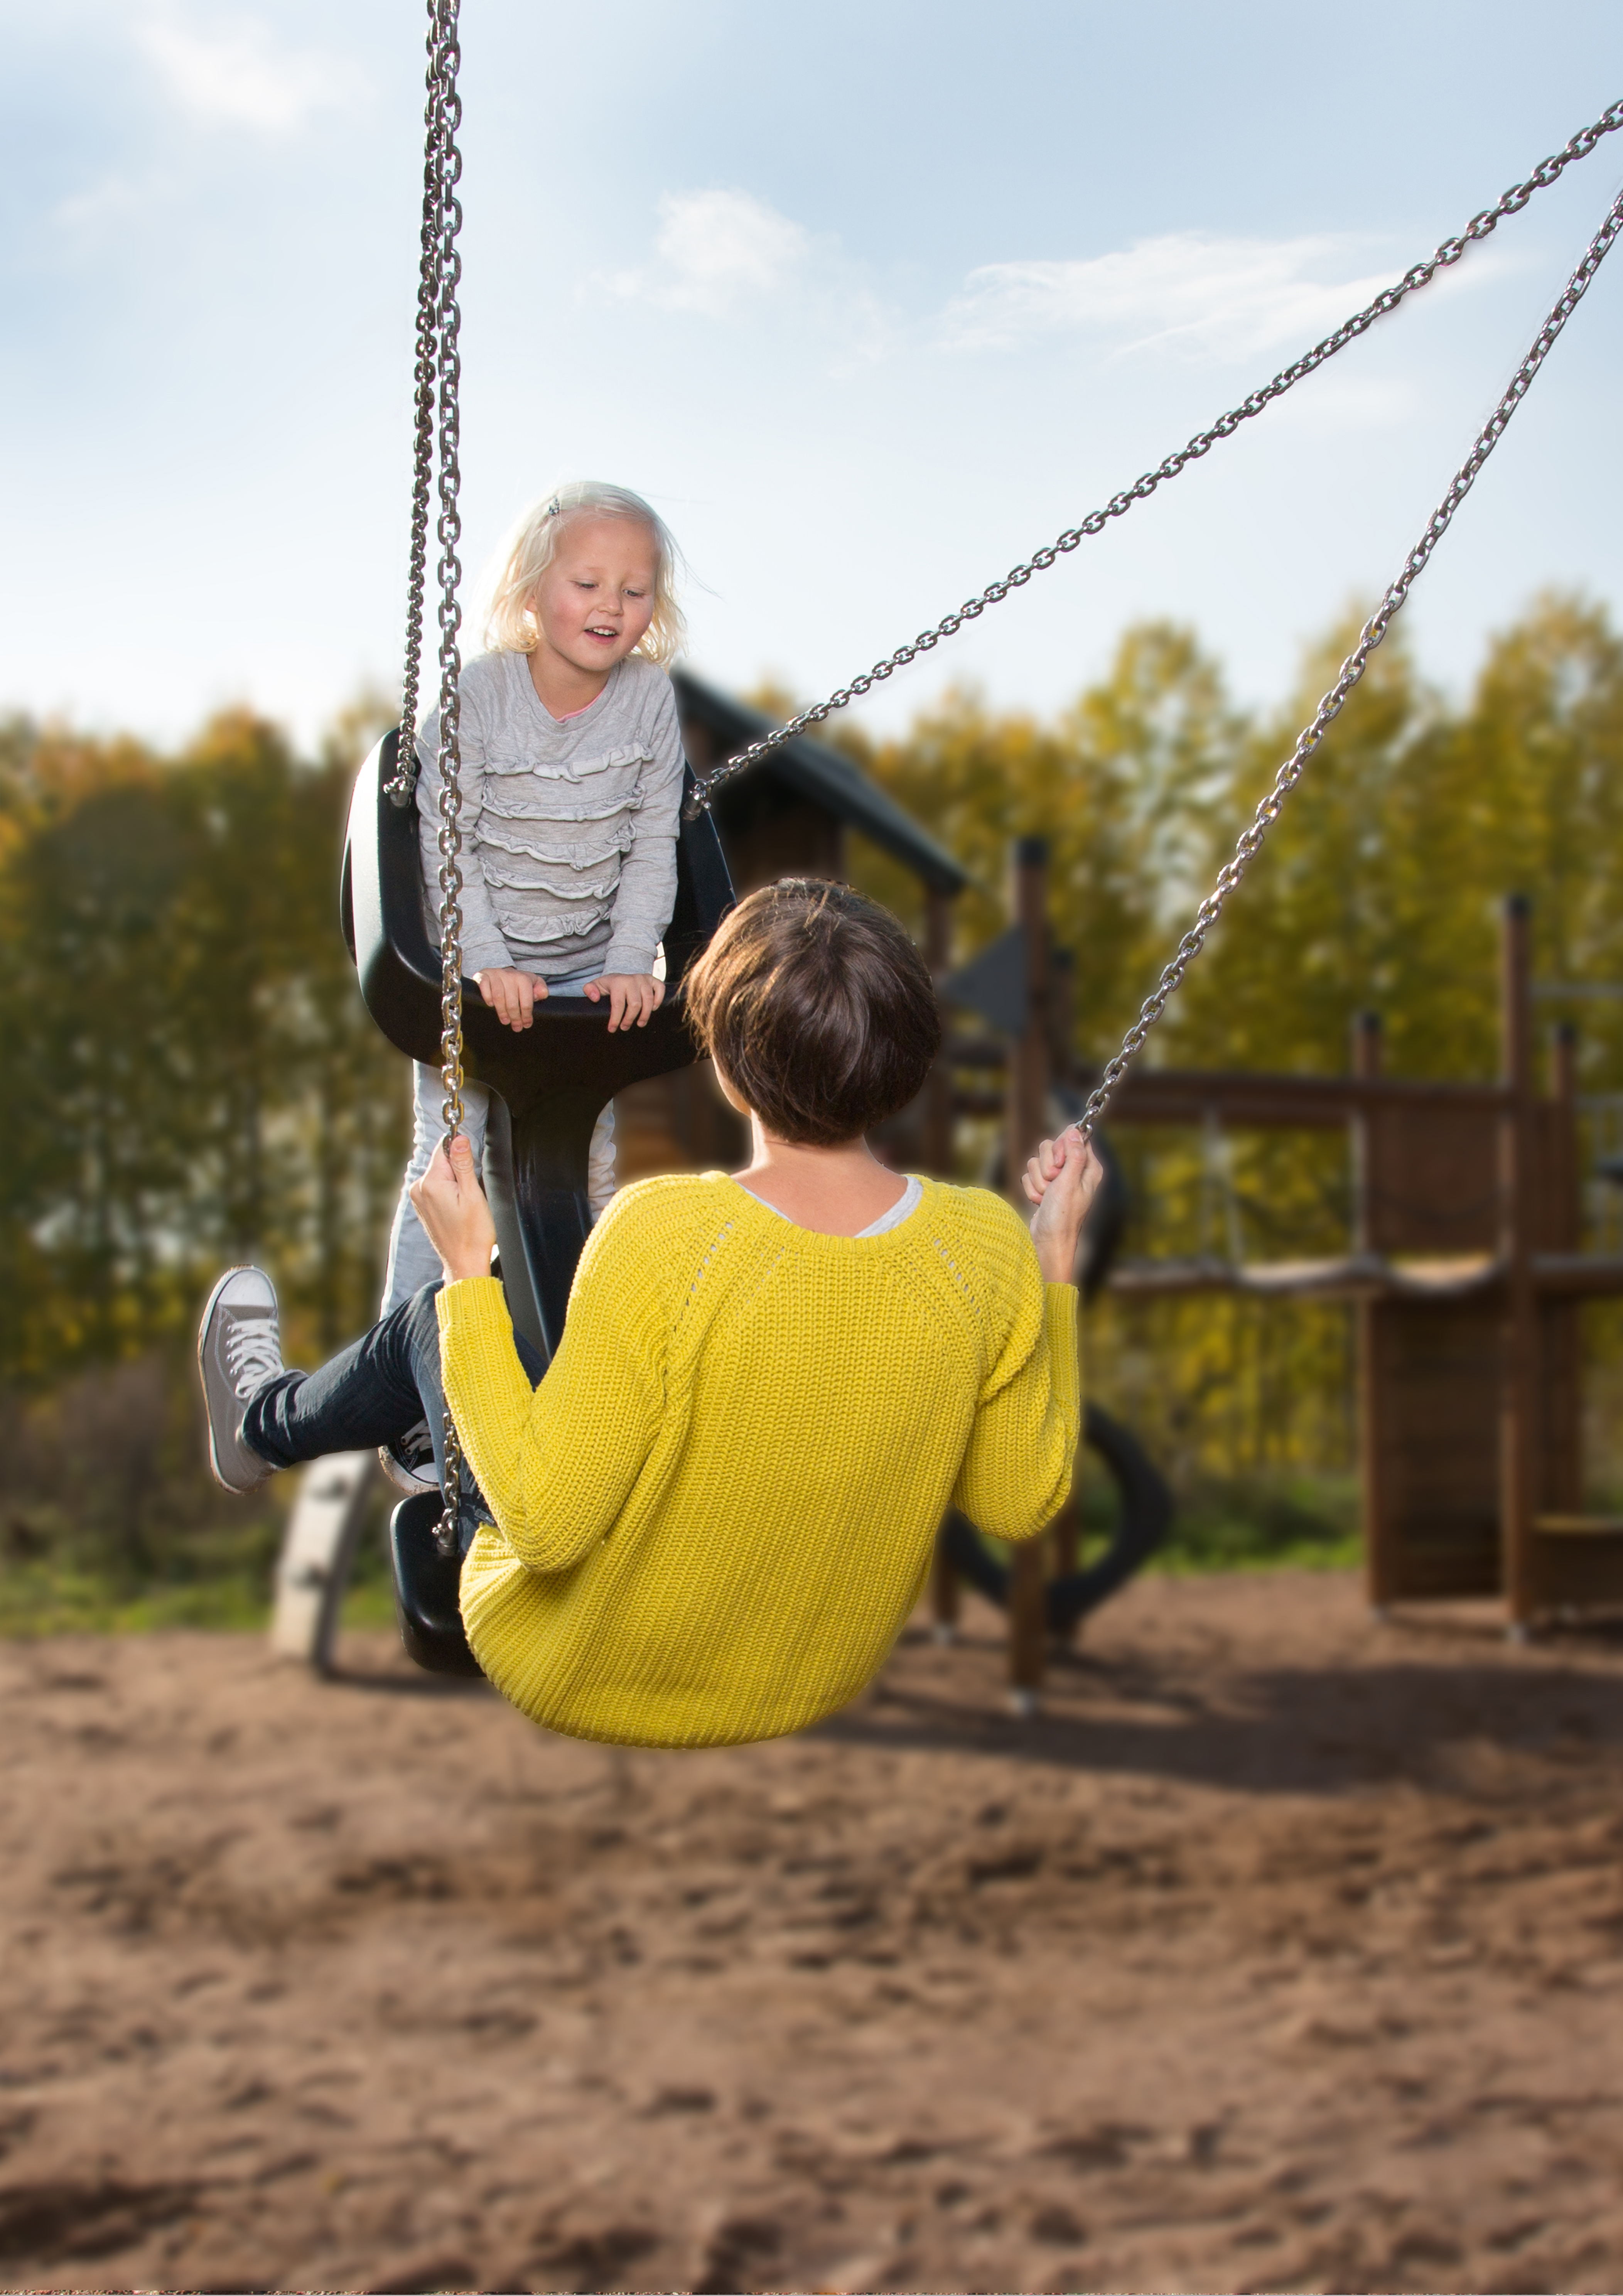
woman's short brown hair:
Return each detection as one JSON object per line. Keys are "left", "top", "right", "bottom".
{"left": 683, "top": 880, "right": 942, "bottom": 1146}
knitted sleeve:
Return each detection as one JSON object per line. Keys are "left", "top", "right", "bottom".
{"left": 437, "top": 1235, "right": 667, "bottom": 1573}
{"left": 950, "top": 1271, "right": 1081, "bottom": 1544}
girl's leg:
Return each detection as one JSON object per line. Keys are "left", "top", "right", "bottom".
{"left": 381, "top": 1068, "right": 492, "bottom": 1313}
{"left": 246, "top": 1280, "right": 550, "bottom": 1530}
{"left": 243, "top": 1286, "right": 443, "bottom": 1470}
{"left": 538, "top": 970, "right": 619, "bottom": 1222}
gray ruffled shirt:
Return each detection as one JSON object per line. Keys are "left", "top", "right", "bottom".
{"left": 415, "top": 651, "right": 684, "bottom": 980}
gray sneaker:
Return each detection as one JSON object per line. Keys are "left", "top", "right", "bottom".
{"left": 197, "top": 1266, "right": 285, "bottom": 1495}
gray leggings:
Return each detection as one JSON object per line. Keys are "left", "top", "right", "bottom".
{"left": 381, "top": 1061, "right": 615, "bottom": 1317}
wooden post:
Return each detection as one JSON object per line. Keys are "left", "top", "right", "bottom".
{"left": 1351, "top": 1011, "right": 1392, "bottom": 1612}
{"left": 1050, "top": 947, "right": 1075, "bottom": 1088}
{"left": 1500, "top": 896, "right": 1538, "bottom": 1632}
{"left": 1541, "top": 1021, "right": 1583, "bottom": 1529}
{"left": 1008, "top": 838, "right": 1051, "bottom": 1706}
{"left": 1551, "top": 1021, "right": 1580, "bottom": 1233}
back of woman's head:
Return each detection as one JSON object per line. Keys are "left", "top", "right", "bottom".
{"left": 685, "top": 880, "right": 942, "bottom": 1146}
{"left": 483, "top": 481, "right": 686, "bottom": 663}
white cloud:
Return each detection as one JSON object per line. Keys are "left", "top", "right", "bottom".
{"left": 602, "top": 189, "right": 889, "bottom": 365}
{"left": 940, "top": 233, "right": 1395, "bottom": 361}
{"left": 606, "top": 201, "right": 1415, "bottom": 385}
{"left": 632, "top": 188, "right": 815, "bottom": 316}
{"left": 137, "top": 7, "right": 363, "bottom": 135}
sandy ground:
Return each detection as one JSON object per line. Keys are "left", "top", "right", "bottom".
{"left": 2, "top": 1575, "right": 1622, "bottom": 2296}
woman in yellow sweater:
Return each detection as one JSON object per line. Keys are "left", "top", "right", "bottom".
{"left": 198, "top": 880, "right": 1102, "bottom": 1748}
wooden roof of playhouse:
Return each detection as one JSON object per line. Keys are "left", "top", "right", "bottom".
{"left": 671, "top": 669, "right": 970, "bottom": 901}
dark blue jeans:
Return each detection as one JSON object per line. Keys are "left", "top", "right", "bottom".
{"left": 242, "top": 1282, "right": 547, "bottom": 1532}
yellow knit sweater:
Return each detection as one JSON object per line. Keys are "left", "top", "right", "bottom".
{"left": 439, "top": 1173, "right": 1079, "bottom": 1748}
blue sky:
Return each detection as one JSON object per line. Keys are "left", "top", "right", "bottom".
{"left": 4, "top": 1, "right": 1621, "bottom": 752}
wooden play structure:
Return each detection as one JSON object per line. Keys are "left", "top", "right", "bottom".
{"left": 936, "top": 871, "right": 1623, "bottom": 1675}
{"left": 1081, "top": 894, "right": 1623, "bottom": 1633}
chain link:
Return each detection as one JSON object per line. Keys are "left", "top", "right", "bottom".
{"left": 383, "top": 10, "right": 451, "bottom": 808}
{"left": 683, "top": 96, "right": 1623, "bottom": 820}
{"left": 1073, "top": 182, "right": 1623, "bottom": 1136}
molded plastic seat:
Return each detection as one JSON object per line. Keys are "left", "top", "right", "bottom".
{"left": 389, "top": 1491, "right": 485, "bottom": 1675}
{"left": 343, "top": 727, "right": 734, "bottom": 1359}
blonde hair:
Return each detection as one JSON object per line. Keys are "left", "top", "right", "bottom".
{"left": 482, "top": 482, "right": 687, "bottom": 665}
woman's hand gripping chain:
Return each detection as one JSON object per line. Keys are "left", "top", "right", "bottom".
{"left": 411, "top": 1135, "right": 499, "bottom": 1286}
{"left": 1022, "top": 1126, "right": 1105, "bottom": 1287}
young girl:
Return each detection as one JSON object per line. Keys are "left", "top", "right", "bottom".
{"left": 198, "top": 880, "right": 1103, "bottom": 1751}
{"left": 381, "top": 480, "right": 688, "bottom": 1326}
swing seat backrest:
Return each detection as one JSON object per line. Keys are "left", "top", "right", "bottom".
{"left": 342, "top": 727, "right": 735, "bottom": 1355}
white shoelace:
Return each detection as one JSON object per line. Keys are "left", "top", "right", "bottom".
{"left": 224, "top": 1313, "right": 284, "bottom": 1400}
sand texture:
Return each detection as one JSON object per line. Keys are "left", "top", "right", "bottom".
{"left": 2, "top": 1572, "right": 1622, "bottom": 2294}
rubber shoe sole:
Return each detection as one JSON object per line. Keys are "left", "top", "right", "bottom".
{"left": 197, "top": 1265, "right": 280, "bottom": 1496}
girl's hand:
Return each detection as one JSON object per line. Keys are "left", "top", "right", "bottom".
{"left": 410, "top": 1135, "right": 498, "bottom": 1284}
{"left": 584, "top": 972, "right": 665, "bottom": 1032}
{"left": 1021, "top": 1126, "right": 1105, "bottom": 1286}
{"left": 475, "top": 967, "right": 548, "bottom": 1030}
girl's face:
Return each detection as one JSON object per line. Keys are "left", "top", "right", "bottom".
{"left": 526, "top": 515, "right": 659, "bottom": 677}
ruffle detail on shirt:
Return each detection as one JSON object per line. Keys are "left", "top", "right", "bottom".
{"left": 482, "top": 741, "right": 653, "bottom": 783}
{"left": 480, "top": 788, "right": 647, "bottom": 829}
{"left": 475, "top": 822, "right": 635, "bottom": 870}
{"left": 483, "top": 861, "right": 624, "bottom": 901}
{"left": 491, "top": 902, "right": 610, "bottom": 941}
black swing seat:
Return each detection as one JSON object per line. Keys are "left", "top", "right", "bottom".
{"left": 390, "top": 1491, "right": 485, "bottom": 1676}
{"left": 343, "top": 727, "right": 734, "bottom": 1672}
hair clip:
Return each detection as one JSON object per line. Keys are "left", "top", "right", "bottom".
{"left": 548, "top": 496, "right": 561, "bottom": 516}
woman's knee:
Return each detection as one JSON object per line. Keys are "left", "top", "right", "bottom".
{"left": 401, "top": 1280, "right": 444, "bottom": 1351}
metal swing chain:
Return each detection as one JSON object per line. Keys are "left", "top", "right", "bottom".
{"left": 1073, "top": 180, "right": 1623, "bottom": 1139}
{"left": 388, "top": 0, "right": 471, "bottom": 1557}
{"left": 383, "top": 7, "right": 453, "bottom": 808}
{"left": 430, "top": 0, "right": 469, "bottom": 1557}
{"left": 682, "top": 94, "right": 1623, "bottom": 821}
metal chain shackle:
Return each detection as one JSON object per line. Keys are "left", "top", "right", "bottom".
{"left": 1075, "top": 180, "right": 1623, "bottom": 1135}
{"left": 682, "top": 94, "right": 1623, "bottom": 820}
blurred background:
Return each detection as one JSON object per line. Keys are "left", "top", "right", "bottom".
{"left": 3, "top": 0, "right": 1623, "bottom": 1630}
{"left": 8, "top": 596, "right": 1623, "bottom": 1628}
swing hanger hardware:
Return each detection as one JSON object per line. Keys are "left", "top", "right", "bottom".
{"left": 680, "top": 93, "right": 1623, "bottom": 823}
